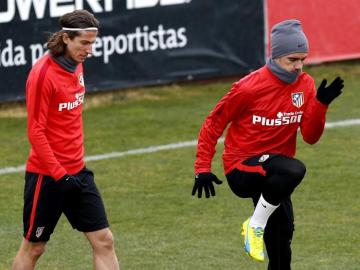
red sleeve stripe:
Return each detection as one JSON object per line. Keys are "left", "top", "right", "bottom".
{"left": 25, "top": 174, "right": 44, "bottom": 240}
{"left": 34, "top": 59, "right": 51, "bottom": 121}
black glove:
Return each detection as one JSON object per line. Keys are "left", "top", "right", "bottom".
{"left": 316, "top": 77, "right": 344, "bottom": 105}
{"left": 192, "top": 172, "right": 223, "bottom": 198}
{"left": 57, "top": 174, "right": 84, "bottom": 194}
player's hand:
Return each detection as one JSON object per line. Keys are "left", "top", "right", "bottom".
{"left": 316, "top": 77, "right": 344, "bottom": 105}
{"left": 57, "top": 174, "right": 84, "bottom": 194}
{"left": 192, "top": 172, "right": 223, "bottom": 198}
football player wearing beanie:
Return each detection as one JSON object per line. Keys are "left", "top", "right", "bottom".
{"left": 192, "top": 19, "right": 344, "bottom": 269}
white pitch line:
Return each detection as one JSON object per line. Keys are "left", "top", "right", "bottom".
{"left": 324, "top": 118, "right": 360, "bottom": 128}
{"left": 0, "top": 118, "right": 359, "bottom": 176}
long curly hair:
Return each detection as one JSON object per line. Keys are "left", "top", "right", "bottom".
{"left": 47, "top": 10, "right": 100, "bottom": 56}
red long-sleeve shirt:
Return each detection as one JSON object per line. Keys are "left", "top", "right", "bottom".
{"left": 195, "top": 66, "right": 328, "bottom": 175}
{"left": 26, "top": 54, "right": 85, "bottom": 180}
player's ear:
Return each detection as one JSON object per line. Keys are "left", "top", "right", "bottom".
{"left": 62, "top": 33, "right": 70, "bottom": 45}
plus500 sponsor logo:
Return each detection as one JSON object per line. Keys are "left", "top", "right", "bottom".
{"left": 252, "top": 112, "right": 303, "bottom": 126}
{"left": 58, "top": 92, "right": 84, "bottom": 112}
{"left": 0, "top": 0, "right": 191, "bottom": 23}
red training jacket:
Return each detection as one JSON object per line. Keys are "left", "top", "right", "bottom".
{"left": 26, "top": 54, "right": 86, "bottom": 180}
{"left": 195, "top": 66, "right": 328, "bottom": 175}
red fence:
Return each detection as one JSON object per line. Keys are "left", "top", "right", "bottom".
{"left": 266, "top": 0, "right": 360, "bottom": 64}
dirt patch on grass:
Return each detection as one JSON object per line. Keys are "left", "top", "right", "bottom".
{"left": 0, "top": 102, "right": 27, "bottom": 118}
{"left": 0, "top": 87, "right": 168, "bottom": 118}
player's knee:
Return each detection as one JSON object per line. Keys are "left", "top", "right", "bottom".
{"left": 28, "top": 243, "right": 46, "bottom": 259}
{"left": 286, "top": 159, "right": 306, "bottom": 186}
{"left": 94, "top": 229, "right": 115, "bottom": 252}
{"left": 103, "top": 230, "right": 115, "bottom": 250}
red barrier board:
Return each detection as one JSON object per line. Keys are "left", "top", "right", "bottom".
{"left": 266, "top": 0, "right": 360, "bottom": 64}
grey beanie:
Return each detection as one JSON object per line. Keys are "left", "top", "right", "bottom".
{"left": 271, "top": 19, "right": 309, "bottom": 59}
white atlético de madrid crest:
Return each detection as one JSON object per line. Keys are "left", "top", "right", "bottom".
{"left": 36, "top": 226, "right": 45, "bottom": 238}
{"left": 291, "top": 92, "right": 304, "bottom": 108}
{"left": 79, "top": 72, "right": 85, "bottom": 87}
{"left": 259, "top": 154, "right": 269, "bottom": 162}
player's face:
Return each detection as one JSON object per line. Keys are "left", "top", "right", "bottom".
{"left": 275, "top": 52, "right": 308, "bottom": 74}
{"left": 63, "top": 31, "right": 98, "bottom": 63}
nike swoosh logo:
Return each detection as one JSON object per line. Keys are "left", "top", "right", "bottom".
{"left": 261, "top": 203, "right": 267, "bottom": 208}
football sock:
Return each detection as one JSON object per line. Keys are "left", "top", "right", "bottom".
{"left": 249, "top": 194, "right": 279, "bottom": 228}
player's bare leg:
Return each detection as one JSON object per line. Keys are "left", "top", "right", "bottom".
{"left": 12, "top": 239, "right": 46, "bottom": 270}
{"left": 85, "top": 228, "right": 120, "bottom": 270}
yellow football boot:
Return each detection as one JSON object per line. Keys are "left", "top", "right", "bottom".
{"left": 241, "top": 217, "right": 265, "bottom": 262}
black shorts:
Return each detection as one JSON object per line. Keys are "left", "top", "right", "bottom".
{"left": 225, "top": 153, "right": 302, "bottom": 225}
{"left": 23, "top": 167, "right": 109, "bottom": 242}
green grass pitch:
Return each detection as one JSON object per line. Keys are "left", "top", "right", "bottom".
{"left": 0, "top": 61, "right": 359, "bottom": 269}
